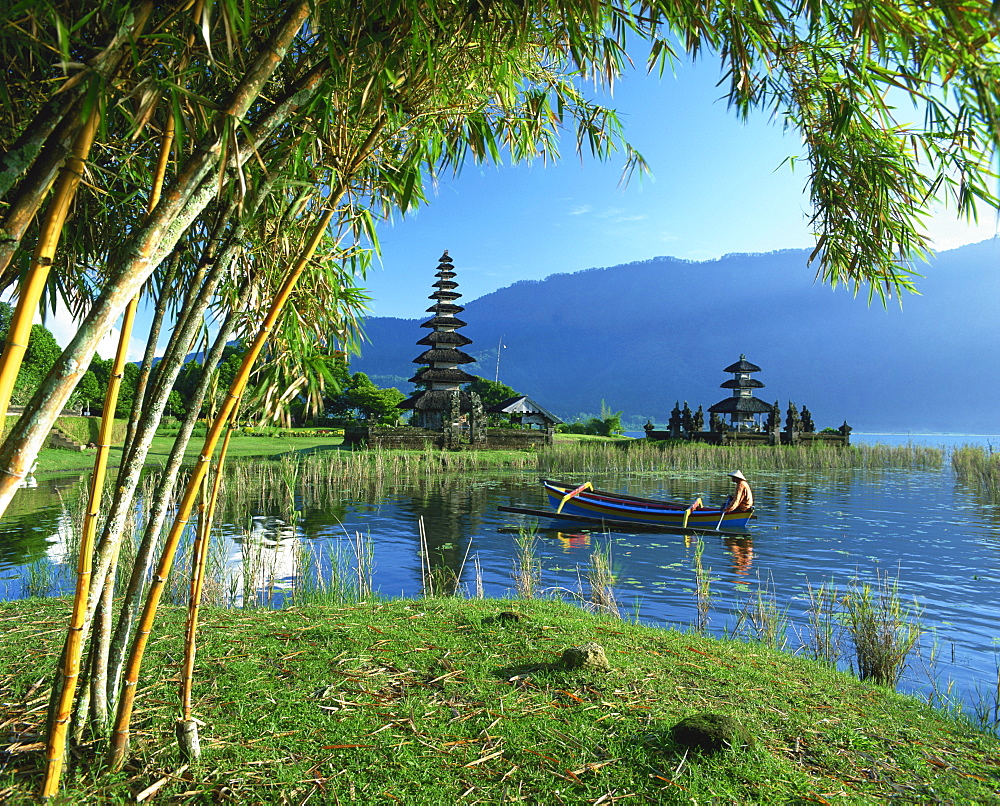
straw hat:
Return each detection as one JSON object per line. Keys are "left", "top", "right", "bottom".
{"left": 728, "top": 470, "right": 746, "bottom": 481}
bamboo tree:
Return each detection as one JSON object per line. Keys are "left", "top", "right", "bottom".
{"left": 177, "top": 397, "right": 239, "bottom": 760}
{"left": 104, "top": 304, "right": 245, "bottom": 705}
{"left": 106, "top": 196, "right": 341, "bottom": 768}
{"left": 0, "top": 0, "right": 315, "bottom": 518}
{"left": 0, "top": 106, "right": 100, "bottom": 430}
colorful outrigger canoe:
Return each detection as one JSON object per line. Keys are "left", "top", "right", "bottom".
{"left": 539, "top": 479, "right": 754, "bottom": 530}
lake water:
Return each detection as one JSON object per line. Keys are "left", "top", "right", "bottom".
{"left": 2, "top": 439, "right": 999, "bottom": 725}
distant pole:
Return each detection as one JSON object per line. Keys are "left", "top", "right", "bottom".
{"left": 494, "top": 336, "right": 504, "bottom": 383}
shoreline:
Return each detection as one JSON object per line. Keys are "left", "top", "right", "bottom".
{"left": 1, "top": 596, "right": 998, "bottom": 803}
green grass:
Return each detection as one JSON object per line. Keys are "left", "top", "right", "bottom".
{"left": 2, "top": 598, "right": 998, "bottom": 803}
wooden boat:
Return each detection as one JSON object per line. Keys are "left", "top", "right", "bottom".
{"left": 540, "top": 479, "right": 754, "bottom": 530}
{"left": 497, "top": 504, "right": 752, "bottom": 537}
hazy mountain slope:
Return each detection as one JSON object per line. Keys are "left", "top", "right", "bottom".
{"left": 354, "top": 240, "right": 1000, "bottom": 432}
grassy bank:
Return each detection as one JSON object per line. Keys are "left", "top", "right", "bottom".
{"left": 1, "top": 598, "right": 997, "bottom": 803}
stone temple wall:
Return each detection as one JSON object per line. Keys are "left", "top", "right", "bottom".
{"left": 343, "top": 425, "right": 552, "bottom": 450}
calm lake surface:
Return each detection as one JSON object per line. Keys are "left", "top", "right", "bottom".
{"left": 2, "top": 435, "right": 999, "bottom": 721}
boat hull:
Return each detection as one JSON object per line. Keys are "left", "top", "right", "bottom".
{"left": 542, "top": 480, "right": 754, "bottom": 530}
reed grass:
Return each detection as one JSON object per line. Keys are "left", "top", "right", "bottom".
{"left": 843, "top": 568, "right": 923, "bottom": 686}
{"left": 733, "top": 573, "right": 789, "bottom": 650}
{"left": 586, "top": 541, "right": 620, "bottom": 618}
{"left": 798, "top": 579, "right": 843, "bottom": 667}
{"left": 513, "top": 525, "right": 542, "bottom": 599}
{"left": 952, "top": 445, "right": 1000, "bottom": 499}
{"left": 692, "top": 537, "right": 712, "bottom": 634}
{"left": 23, "top": 557, "right": 60, "bottom": 599}
{"left": 537, "top": 440, "right": 944, "bottom": 474}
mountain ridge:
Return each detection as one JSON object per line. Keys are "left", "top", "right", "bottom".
{"left": 353, "top": 240, "right": 1000, "bottom": 432}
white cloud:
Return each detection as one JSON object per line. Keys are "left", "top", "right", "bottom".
{"left": 568, "top": 205, "right": 592, "bottom": 215}
{"left": 37, "top": 300, "right": 141, "bottom": 361}
{"left": 926, "top": 206, "right": 1000, "bottom": 252}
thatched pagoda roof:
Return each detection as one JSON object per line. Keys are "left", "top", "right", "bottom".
{"left": 412, "top": 348, "right": 476, "bottom": 365}
{"left": 416, "top": 331, "right": 473, "bottom": 347}
{"left": 708, "top": 397, "right": 774, "bottom": 414}
{"left": 420, "top": 315, "right": 467, "bottom": 329}
{"left": 425, "top": 302, "right": 464, "bottom": 315}
{"left": 487, "top": 395, "right": 563, "bottom": 424}
{"left": 397, "top": 390, "right": 476, "bottom": 411}
{"left": 428, "top": 290, "right": 462, "bottom": 301}
{"left": 408, "top": 367, "right": 478, "bottom": 384}
{"left": 723, "top": 355, "right": 761, "bottom": 373}
{"left": 721, "top": 378, "right": 764, "bottom": 389}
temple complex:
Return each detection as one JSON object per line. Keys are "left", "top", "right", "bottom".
{"left": 644, "top": 354, "right": 850, "bottom": 446}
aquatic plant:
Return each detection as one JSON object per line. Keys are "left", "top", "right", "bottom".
{"left": 586, "top": 541, "right": 620, "bottom": 618}
{"left": 513, "top": 525, "right": 542, "bottom": 599}
{"left": 692, "top": 538, "right": 712, "bottom": 634}
{"left": 733, "top": 572, "right": 790, "bottom": 650}
{"left": 952, "top": 445, "right": 1000, "bottom": 500}
{"left": 798, "top": 579, "right": 843, "bottom": 667}
{"left": 537, "top": 440, "right": 944, "bottom": 474}
{"left": 843, "top": 568, "right": 922, "bottom": 687}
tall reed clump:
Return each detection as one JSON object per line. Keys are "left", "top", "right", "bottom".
{"left": 293, "top": 533, "right": 374, "bottom": 606}
{"left": 513, "top": 525, "right": 542, "bottom": 599}
{"left": 586, "top": 541, "right": 620, "bottom": 618}
{"left": 799, "top": 579, "right": 843, "bottom": 667}
{"left": 843, "top": 568, "right": 922, "bottom": 686}
{"left": 952, "top": 445, "right": 1000, "bottom": 500}
{"left": 692, "top": 537, "right": 712, "bottom": 634}
{"left": 537, "top": 440, "right": 944, "bottom": 475}
{"left": 733, "top": 573, "right": 789, "bottom": 650}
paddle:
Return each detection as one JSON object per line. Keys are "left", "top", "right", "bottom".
{"left": 715, "top": 497, "right": 731, "bottom": 530}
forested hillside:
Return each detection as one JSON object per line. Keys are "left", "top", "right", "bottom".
{"left": 355, "top": 240, "right": 1000, "bottom": 432}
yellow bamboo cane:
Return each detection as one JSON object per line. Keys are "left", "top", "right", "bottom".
{"left": 178, "top": 398, "right": 239, "bottom": 760}
{"left": 0, "top": 108, "right": 99, "bottom": 430}
{"left": 40, "top": 111, "right": 175, "bottom": 800}
{"left": 106, "top": 204, "right": 338, "bottom": 770}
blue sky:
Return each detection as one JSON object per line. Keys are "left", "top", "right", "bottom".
{"left": 366, "top": 57, "right": 999, "bottom": 320}
{"left": 36, "top": 53, "right": 999, "bottom": 356}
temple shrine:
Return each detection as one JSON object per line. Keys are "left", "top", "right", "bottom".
{"left": 397, "top": 250, "right": 482, "bottom": 433}
{"left": 345, "top": 251, "right": 556, "bottom": 449}
{"left": 707, "top": 354, "right": 773, "bottom": 431}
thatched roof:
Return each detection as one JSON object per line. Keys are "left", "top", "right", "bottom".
{"left": 428, "top": 290, "right": 462, "bottom": 301}
{"left": 708, "top": 396, "right": 774, "bottom": 414}
{"left": 487, "top": 395, "right": 563, "bottom": 424}
{"left": 721, "top": 378, "right": 764, "bottom": 389}
{"left": 408, "top": 367, "right": 478, "bottom": 384}
{"left": 412, "top": 348, "right": 476, "bottom": 365}
{"left": 432, "top": 279, "right": 458, "bottom": 290}
{"left": 425, "top": 302, "right": 464, "bottom": 315}
{"left": 417, "top": 331, "right": 473, "bottom": 347}
{"left": 723, "top": 355, "right": 761, "bottom": 373}
{"left": 420, "top": 315, "right": 467, "bottom": 329}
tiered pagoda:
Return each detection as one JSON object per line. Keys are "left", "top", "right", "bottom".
{"left": 397, "top": 251, "right": 480, "bottom": 430}
{"left": 708, "top": 354, "right": 773, "bottom": 430}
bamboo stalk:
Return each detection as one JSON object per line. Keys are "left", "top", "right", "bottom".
{"left": 177, "top": 400, "right": 238, "bottom": 760}
{"left": 41, "top": 113, "right": 177, "bottom": 798}
{"left": 106, "top": 201, "right": 339, "bottom": 770}
{"left": 32, "top": 106, "right": 104, "bottom": 802}
{"left": 0, "top": 107, "right": 99, "bottom": 429}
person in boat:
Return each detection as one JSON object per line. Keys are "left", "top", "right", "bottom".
{"left": 725, "top": 470, "right": 754, "bottom": 512}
